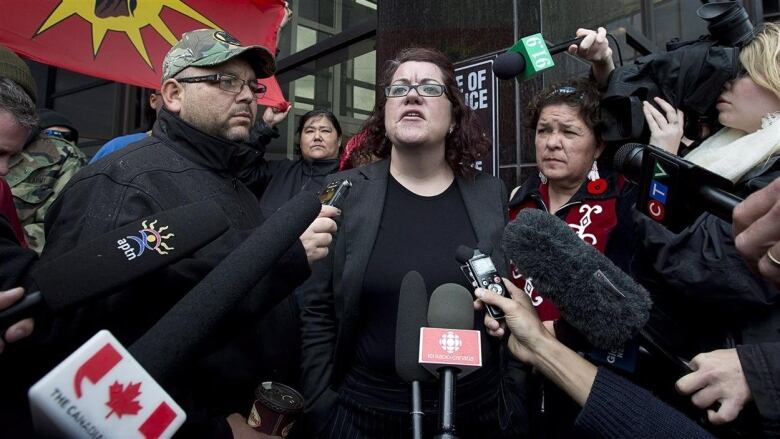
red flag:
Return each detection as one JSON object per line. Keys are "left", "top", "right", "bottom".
{"left": 73, "top": 342, "right": 122, "bottom": 398}
{"left": 0, "top": 0, "right": 288, "bottom": 107}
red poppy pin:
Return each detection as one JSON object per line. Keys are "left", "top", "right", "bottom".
{"left": 587, "top": 178, "right": 608, "bottom": 195}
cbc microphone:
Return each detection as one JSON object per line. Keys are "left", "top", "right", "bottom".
{"left": 0, "top": 201, "right": 229, "bottom": 330}
{"left": 420, "top": 284, "right": 482, "bottom": 439}
{"left": 614, "top": 143, "right": 743, "bottom": 231}
{"left": 494, "top": 34, "right": 585, "bottom": 80}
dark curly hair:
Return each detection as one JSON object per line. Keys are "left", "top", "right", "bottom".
{"left": 526, "top": 78, "right": 604, "bottom": 146}
{"left": 361, "top": 47, "right": 490, "bottom": 178}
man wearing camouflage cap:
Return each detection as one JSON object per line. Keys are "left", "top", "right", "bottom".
{"left": 41, "top": 29, "right": 337, "bottom": 438}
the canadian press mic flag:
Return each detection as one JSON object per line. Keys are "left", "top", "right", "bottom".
{"left": 0, "top": 0, "right": 289, "bottom": 108}
{"left": 28, "top": 330, "right": 186, "bottom": 439}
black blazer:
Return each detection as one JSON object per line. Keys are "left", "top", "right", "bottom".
{"left": 300, "top": 159, "right": 511, "bottom": 431}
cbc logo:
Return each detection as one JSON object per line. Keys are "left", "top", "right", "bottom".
{"left": 439, "top": 331, "right": 462, "bottom": 354}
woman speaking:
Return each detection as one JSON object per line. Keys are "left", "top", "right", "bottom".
{"left": 300, "top": 47, "right": 527, "bottom": 438}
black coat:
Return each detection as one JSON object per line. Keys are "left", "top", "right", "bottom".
{"left": 36, "top": 108, "right": 310, "bottom": 437}
{"left": 257, "top": 158, "right": 339, "bottom": 218}
{"left": 299, "top": 159, "right": 528, "bottom": 436}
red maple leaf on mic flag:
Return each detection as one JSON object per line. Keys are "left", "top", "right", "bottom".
{"left": 106, "top": 380, "right": 143, "bottom": 419}
{"left": 0, "top": 0, "right": 289, "bottom": 108}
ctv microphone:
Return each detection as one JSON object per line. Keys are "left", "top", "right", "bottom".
{"left": 614, "top": 143, "right": 743, "bottom": 231}
{"left": 493, "top": 34, "right": 585, "bottom": 80}
{"left": 395, "top": 271, "right": 430, "bottom": 439}
{"left": 502, "top": 209, "right": 652, "bottom": 351}
{"left": 421, "top": 284, "right": 482, "bottom": 439}
{"left": 0, "top": 201, "right": 229, "bottom": 330}
{"left": 129, "top": 191, "right": 322, "bottom": 382}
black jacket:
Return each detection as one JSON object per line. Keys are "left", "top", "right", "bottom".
{"left": 633, "top": 157, "right": 780, "bottom": 436}
{"left": 257, "top": 158, "right": 339, "bottom": 217}
{"left": 300, "top": 160, "right": 528, "bottom": 436}
{"left": 37, "top": 108, "right": 310, "bottom": 437}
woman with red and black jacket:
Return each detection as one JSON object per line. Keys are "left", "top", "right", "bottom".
{"left": 506, "top": 77, "right": 637, "bottom": 438}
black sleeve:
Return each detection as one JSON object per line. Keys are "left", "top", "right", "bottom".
{"left": 737, "top": 343, "right": 780, "bottom": 436}
{"left": 0, "top": 215, "right": 37, "bottom": 290}
{"left": 576, "top": 367, "right": 714, "bottom": 438}
{"left": 631, "top": 210, "right": 779, "bottom": 309}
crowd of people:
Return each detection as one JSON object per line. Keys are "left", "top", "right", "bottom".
{"left": 0, "top": 11, "right": 779, "bottom": 439}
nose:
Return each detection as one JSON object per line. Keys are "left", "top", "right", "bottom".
{"left": 403, "top": 86, "right": 423, "bottom": 104}
{"left": 236, "top": 81, "right": 255, "bottom": 103}
{"left": 545, "top": 132, "right": 563, "bottom": 150}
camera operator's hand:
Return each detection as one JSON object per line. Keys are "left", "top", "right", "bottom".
{"left": 643, "top": 97, "right": 685, "bottom": 155}
{"left": 733, "top": 177, "right": 780, "bottom": 285}
{"left": 568, "top": 27, "right": 614, "bottom": 87}
{"left": 0, "top": 287, "right": 34, "bottom": 354}
{"left": 299, "top": 205, "right": 339, "bottom": 265}
{"left": 676, "top": 348, "right": 752, "bottom": 425}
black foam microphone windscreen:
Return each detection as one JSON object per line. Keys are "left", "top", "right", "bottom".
{"left": 427, "top": 283, "right": 474, "bottom": 330}
{"left": 493, "top": 51, "right": 527, "bottom": 80}
{"left": 502, "top": 209, "right": 652, "bottom": 351}
{"left": 395, "top": 271, "right": 431, "bottom": 383}
{"left": 0, "top": 200, "right": 229, "bottom": 328}
{"left": 129, "top": 191, "right": 322, "bottom": 381}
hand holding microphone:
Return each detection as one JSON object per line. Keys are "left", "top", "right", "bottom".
{"left": 733, "top": 177, "right": 780, "bottom": 285}
{"left": 0, "top": 287, "right": 33, "bottom": 354}
{"left": 300, "top": 205, "right": 339, "bottom": 265}
{"left": 474, "top": 279, "right": 551, "bottom": 367}
{"left": 474, "top": 280, "right": 597, "bottom": 407}
{"left": 567, "top": 27, "right": 614, "bottom": 86}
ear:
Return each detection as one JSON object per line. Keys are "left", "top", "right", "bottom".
{"left": 160, "top": 79, "right": 184, "bottom": 114}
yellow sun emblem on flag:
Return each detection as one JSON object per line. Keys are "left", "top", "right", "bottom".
{"left": 36, "top": 0, "right": 222, "bottom": 67}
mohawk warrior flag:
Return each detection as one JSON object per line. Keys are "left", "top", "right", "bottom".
{"left": 0, "top": 0, "right": 289, "bottom": 108}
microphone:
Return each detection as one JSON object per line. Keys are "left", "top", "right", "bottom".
{"left": 0, "top": 201, "right": 229, "bottom": 330}
{"left": 502, "top": 209, "right": 652, "bottom": 351}
{"left": 494, "top": 34, "right": 585, "bottom": 80}
{"left": 395, "top": 271, "right": 430, "bottom": 439}
{"left": 28, "top": 330, "right": 187, "bottom": 438}
{"left": 423, "top": 284, "right": 481, "bottom": 439}
{"left": 27, "top": 193, "right": 319, "bottom": 439}
{"left": 129, "top": 191, "right": 322, "bottom": 382}
{"left": 614, "top": 143, "right": 743, "bottom": 232}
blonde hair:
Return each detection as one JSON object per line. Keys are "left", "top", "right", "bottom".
{"left": 740, "top": 22, "right": 780, "bottom": 99}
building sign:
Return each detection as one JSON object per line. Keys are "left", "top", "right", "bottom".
{"left": 454, "top": 53, "right": 499, "bottom": 176}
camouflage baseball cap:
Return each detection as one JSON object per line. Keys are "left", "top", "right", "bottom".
{"left": 162, "top": 29, "right": 275, "bottom": 81}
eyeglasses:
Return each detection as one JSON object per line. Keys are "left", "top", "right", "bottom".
{"left": 384, "top": 83, "right": 447, "bottom": 98}
{"left": 175, "top": 73, "right": 267, "bottom": 98}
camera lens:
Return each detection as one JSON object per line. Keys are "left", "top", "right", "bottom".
{"left": 697, "top": 1, "right": 754, "bottom": 47}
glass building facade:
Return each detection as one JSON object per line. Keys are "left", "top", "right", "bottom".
{"left": 20, "top": 0, "right": 780, "bottom": 181}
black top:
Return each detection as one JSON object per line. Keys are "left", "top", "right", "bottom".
{"left": 355, "top": 175, "right": 477, "bottom": 376}
{"left": 257, "top": 158, "right": 340, "bottom": 217}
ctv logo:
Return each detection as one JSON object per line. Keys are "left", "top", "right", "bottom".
{"left": 647, "top": 161, "right": 668, "bottom": 221}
